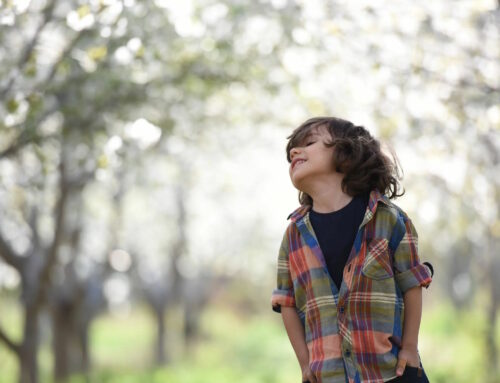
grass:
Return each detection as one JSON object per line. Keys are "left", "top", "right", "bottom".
{"left": 0, "top": 297, "right": 499, "bottom": 383}
{"left": 419, "top": 302, "right": 498, "bottom": 383}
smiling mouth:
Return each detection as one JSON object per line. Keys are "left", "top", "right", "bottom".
{"left": 292, "top": 159, "right": 306, "bottom": 170}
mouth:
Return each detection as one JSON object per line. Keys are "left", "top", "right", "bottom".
{"left": 291, "top": 158, "right": 306, "bottom": 171}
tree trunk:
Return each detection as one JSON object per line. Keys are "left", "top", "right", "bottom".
{"left": 155, "top": 307, "right": 167, "bottom": 365}
{"left": 485, "top": 235, "right": 499, "bottom": 381}
{"left": 184, "top": 303, "right": 198, "bottom": 343}
{"left": 19, "top": 307, "right": 39, "bottom": 383}
{"left": 486, "top": 297, "right": 498, "bottom": 380}
{"left": 79, "top": 321, "right": 90, "bottom": 378}
{"left": 52, "top": 298, "right": 92, "bottom": 382}
{"left": 53, "top": 304, "right": 71, "bottom": 382}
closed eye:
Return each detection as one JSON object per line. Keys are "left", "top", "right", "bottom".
{"left": 305, "top": 141, "right": 315, "bottom": 146}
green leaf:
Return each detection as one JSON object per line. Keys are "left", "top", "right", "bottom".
{"left": 6, "top": 98, "right": 18, "bottom": 113}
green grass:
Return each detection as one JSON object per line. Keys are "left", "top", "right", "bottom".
{"left": 91, "top": 306, "right": 155, "bottom": 369}
{"left": 419, "top": 303, "right": 499, "bottom": 383}
{"left": 0, "top": 297, "right": 498, "bottom": 383}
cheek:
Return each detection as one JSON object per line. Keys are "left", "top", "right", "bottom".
{"left": 326, "top": 152, "right": 336, "bottom": 168}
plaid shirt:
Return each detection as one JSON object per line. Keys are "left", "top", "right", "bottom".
{"left": 271, "top": 189, "right": 433, "bottom": 383}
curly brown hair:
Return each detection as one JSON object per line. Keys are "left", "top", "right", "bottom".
{"left": 286, "top": 116, "right": 405, "bottom": 205}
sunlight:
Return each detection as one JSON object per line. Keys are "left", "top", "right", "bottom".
{"left": 124, "top": 118, "right": 162, "bottom": 149}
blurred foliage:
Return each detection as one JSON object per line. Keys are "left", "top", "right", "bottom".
{"left": 0, "top": 0, "right": 499, "bottom": 382}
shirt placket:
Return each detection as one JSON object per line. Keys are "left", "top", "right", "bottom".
{"left": 337, "top": 241, "right": 357, "bottom": 380}
{"left": 337, "top": 202, "right": 379, "bottom": 381}
{"left": 338, "top": 204, "right": 382, "bottom": 382}
{"left": 291, "top": 195, "right": 384, "bottom": 382}
{"left": 297, "top": 214, "right": 359, "bottom": 380}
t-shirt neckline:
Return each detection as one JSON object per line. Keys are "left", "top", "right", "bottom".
{"left": 311, "top": 195, "right": 359, "bottom": 216}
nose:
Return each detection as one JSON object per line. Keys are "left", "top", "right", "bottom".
{"left": 290, "top": 147, "right": 300, "bottom": 160}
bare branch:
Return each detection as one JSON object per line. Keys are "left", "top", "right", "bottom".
{"left": 0, "top": 98, "right": 60, "bottom": 159}
{"left": 39, "top": 2, "right": 119, "bottom": 91}
{"left": 17, "top": 0, "right": 58, "bottom": 71}
{"left": 28, "top": 206, "right": 41, "bottom": 254}
{"left": 0, "top": 132, "right": 59, "bottom": 160}
{"left": 0, "top": 232, "right": 24, "bottom": 271}
{"left": 0, "top": 32, "right": 116, "bottom": 159}
{"left": 0, "top": 324, "right": 21, "bottom": 355}
{"left": 0, "top": 0, "right": 58, "bottom": 99}
{"left": 40, "top": 29, "right": 91, "bottom": 89}
{"left": 33, "top": 153, "right": 70, "bottom": 308}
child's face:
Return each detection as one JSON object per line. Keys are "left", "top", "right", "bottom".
{"left": 288, "top": 126, "right": 336, "bottom": 191}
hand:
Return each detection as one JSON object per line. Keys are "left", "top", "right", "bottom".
{"left": 301, "top": 364, "right": 318, "bottom": 383}
{"left": 396, "top": 347, "right": 420, "bottom": 376}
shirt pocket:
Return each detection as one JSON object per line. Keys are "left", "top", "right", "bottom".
{"left": 361, "top": 238, "right": 394, "bottom": 280}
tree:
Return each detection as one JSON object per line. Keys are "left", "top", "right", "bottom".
{"left": 0, "top": 0, "right": 304, "bottom": 380}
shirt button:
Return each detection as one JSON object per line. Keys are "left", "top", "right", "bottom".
{"left": 345, "top": 349, "right": 351, "bottom": 357}
{"left": 339, "top": 306, "right": 345, "bottom": 314}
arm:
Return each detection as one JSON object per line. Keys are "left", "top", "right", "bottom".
{"left": 392, "top": 212, "right": 433, "bottom": 376}
{"left": 396, "top": 285, "right": 422, "bottom": 375}
{"left": 281, "top": 307, "right": 317, "bottom": 383}
{"left": 402, "top": 285, "right": 422, "bottom": 352}
{"left": 272, "top": 226, "right": 316, "bottom": 382}
{"left": 281, "top": 307, "right": 309, "bottom": 370}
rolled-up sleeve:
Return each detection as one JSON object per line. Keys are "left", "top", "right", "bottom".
{"left": 393, "top": 212, "right": 433, "bottom": 294}
{"left": 271, "top": 228, "right": 296, "bottom": 313}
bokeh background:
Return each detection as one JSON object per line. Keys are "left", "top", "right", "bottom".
{"left": 0, "top": 1, "right": 499, "bottom": 382}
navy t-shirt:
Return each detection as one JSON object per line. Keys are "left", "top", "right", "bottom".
{"left": 309, "top": 192, "right": 370, "bottom": 290}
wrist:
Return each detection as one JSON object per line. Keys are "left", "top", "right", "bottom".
{"left": 401, "top": 342, "right": 418, "bottom": 351}
{"left": 299, "top": 356, "right": 310, "bottom": 370}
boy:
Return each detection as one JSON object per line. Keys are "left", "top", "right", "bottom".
{"left": 271, "top": 117, "right": 433, "bottom": 383}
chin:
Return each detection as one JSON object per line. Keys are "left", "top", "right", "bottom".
{"left": 290, "top": 176, "right": 305, "bottom": 191}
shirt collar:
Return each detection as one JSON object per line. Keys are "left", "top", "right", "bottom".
{"left": 287, "top": 188, "right": 391, "bottom": 223}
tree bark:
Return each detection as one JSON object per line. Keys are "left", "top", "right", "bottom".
{"left": 485, "top": 234, "right": 499, "bottom": 381}
{"left": 19, "top": 306, "right": 40, "bottom": 383}
{"left": 79, "top": 321, "right": 91, "bottom": 378}
{"left": 155, "top": 306, "right": 167, "bottom": 365}
{"left": 51, "top": 291, "right": 94, "bottom": 382}
{"left": 53, "top": 303, "right": 71, "bottom": 382}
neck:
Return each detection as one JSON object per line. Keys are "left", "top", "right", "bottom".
{"left": 305, "top": 175, "right": 353, "bottom": 213}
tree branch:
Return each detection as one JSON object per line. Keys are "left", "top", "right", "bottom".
{"left": 0, "top": 231, "right": 24, "bottom": 271}
{"left": 18, "top": 0, "right": 58, "bottom": 71}
{"left": 40, "top": 28, "right": 91, "bottom": 89}
{"left": 0, "top": 0, "right": 58, "bottom": 99}
{"left": 33, "top": 151, "right": 70, "bottom": 309}
{"left": 27, "top": 206, "right": 41, "bottom": 255}
{"left": 0, "top": 97, "right": 60, "bottom": 158}
{"left": 40, "top": 2, "right": 122, "bottom": 92}
{"left": 0, "top": 324, "right": 21, "bottom": 355}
